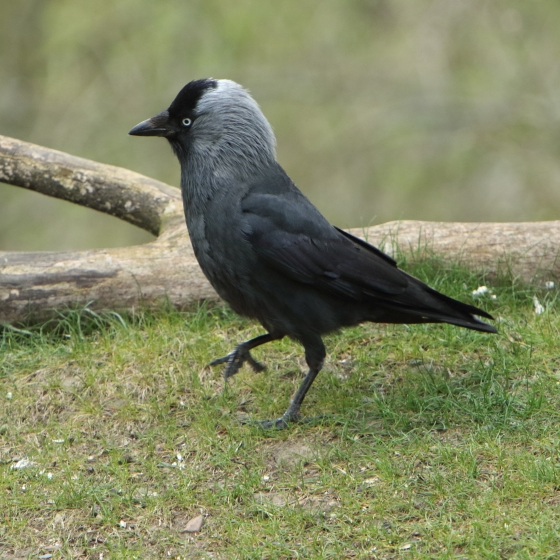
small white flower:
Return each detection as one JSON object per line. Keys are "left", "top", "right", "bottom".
{"left": 6, "top": 392, "right": 12, "bottom": 400}
{"left": 472, "top": 286, "right": 489, "bottom": 297}
{"left": 533, "top": 296, "right": 545, "bottom": 315}
{"left": 545, "top": 281, "right": 555, "bottom": 289}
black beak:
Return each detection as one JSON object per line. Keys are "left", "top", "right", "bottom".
{"left": 128, "top": 110, "right": 174, "bottom": 137}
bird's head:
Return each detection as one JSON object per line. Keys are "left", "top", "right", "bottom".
{"left": 129, "top": 79, "right": 277, "bottom": 178}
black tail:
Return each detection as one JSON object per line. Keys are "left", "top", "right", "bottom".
{"left": 371, "top": 274, "right": 498, "bottom": 333}
{"left": 404, "top": 279, "right": 497, "bottom": 333}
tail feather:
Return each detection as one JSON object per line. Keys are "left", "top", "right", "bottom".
{"left": 422, "top": 283, "right": 497, "bottom": 332}
{"left": 369, "top": 274, "right": 498, "bottom": 333}
{"left": 417, "top": 311, "right": 497, "bottom": 333}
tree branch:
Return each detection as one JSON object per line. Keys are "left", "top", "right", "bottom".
{"left": 0, "top": 135, "right": 182, "bottom": 236}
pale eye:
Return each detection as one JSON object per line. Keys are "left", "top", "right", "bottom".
{"left": 182, "top": 117, "right": 192, "bottom": 127}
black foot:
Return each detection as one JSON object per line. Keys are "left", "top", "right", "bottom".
{"left": 257, "top": 415, "right": 299, "bottom": 430}
{"left": 209, "top": 345, "right": 265, "bottom": 379}
{"left": 244, "top": 414, "right": 328, "bottom": 430}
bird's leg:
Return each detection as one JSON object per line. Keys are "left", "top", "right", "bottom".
{"left": 259, "top": 336, "right": 326, "bottom": 429}
{"left": 209, "top": 333, "right": 279, "bottom": 380}
{"left": 259, "top": 365, "right": 322, "bottom": 429}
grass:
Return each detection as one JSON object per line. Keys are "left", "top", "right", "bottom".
{"left": 1, "top": 262, "right": 559, "bottom": 559}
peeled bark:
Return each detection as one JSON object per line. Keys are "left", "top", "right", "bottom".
{"left": 0, "top": 135, "right": 558, "bottom": 324}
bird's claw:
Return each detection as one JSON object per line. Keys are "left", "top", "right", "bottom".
{"left": 248, "top": 413, "right": 329, "bottom": 429}
{"left": 259, "top": 418, "right": 290, "bottom": 429}
{"left": 247, "top": 414, "right": 298, "bottom": 430}
{"left": 208, "top": 346, "right": 265, "bottom": 379}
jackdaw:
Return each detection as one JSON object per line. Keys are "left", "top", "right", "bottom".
{"left": 129, "top": 79, "right": 496, "bottom": 428}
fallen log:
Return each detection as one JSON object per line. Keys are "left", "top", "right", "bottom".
{"left": 1, "top": 135, "right": 558, "bottom": 324}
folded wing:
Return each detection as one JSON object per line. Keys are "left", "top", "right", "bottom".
{"left": 241, "top": 192, "right": 496, "bottom": 333}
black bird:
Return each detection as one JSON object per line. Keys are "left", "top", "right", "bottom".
{"left": 130, "top": 79, "right": 497, "bottom": 428}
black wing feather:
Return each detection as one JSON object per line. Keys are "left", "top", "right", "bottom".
{"left": 242, "top": 193, "right": 408, "bottom": 299}
{"left": 240, "top": 184, "right": 495, "bottom": 332}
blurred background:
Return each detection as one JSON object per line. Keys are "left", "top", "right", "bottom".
{"left": 1, "top": 0, "right": 560, "bottom": 251}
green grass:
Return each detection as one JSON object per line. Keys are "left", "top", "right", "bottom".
{"left": 1, "top": 264, "right": 559, "bottom": 558}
